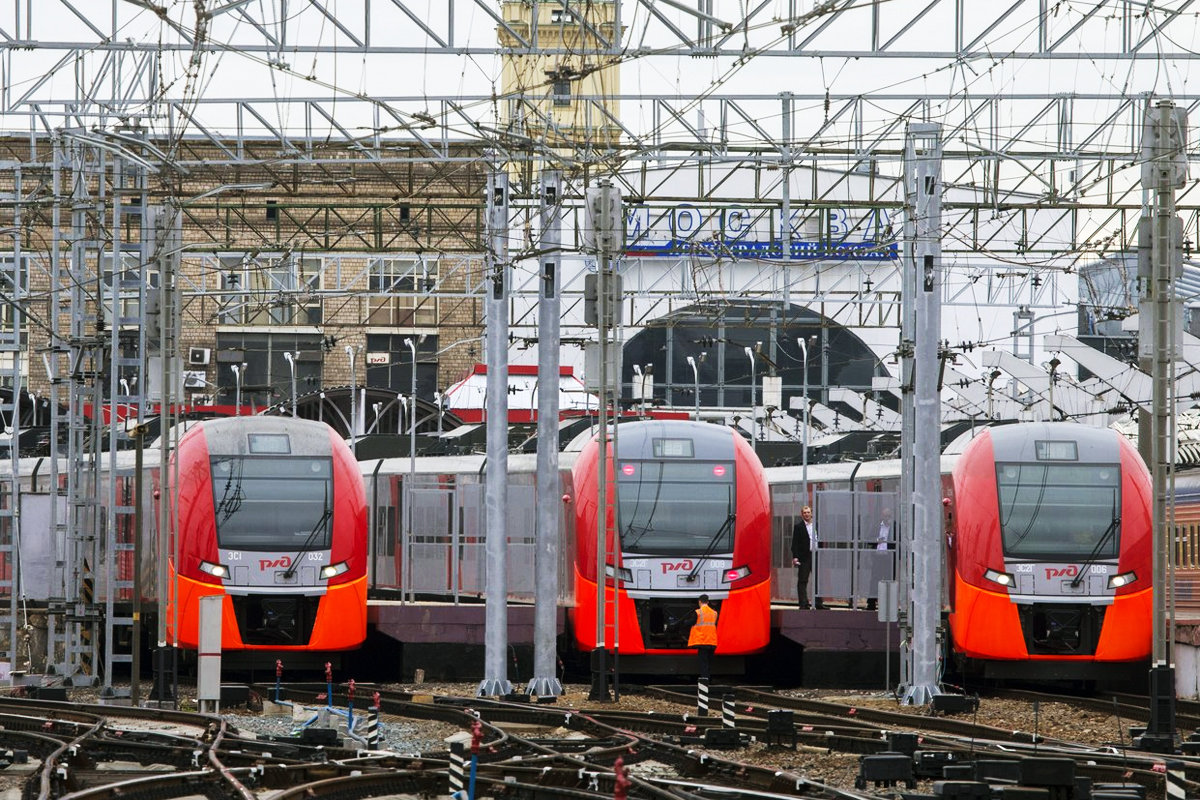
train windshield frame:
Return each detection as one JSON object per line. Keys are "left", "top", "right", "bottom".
{"left": 995, "top": 461, "right": 1121, "bottom": 559}
{"left": 210, "top": 456, "right": 333, "bottom": 551}
{"left": 616, "top": 460, "right": 735, "bottom": 556}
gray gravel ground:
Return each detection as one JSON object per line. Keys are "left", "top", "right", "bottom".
{"left": 221, "top": 702, "right": 460, "bottom": 755}
{"left": 47, "top": 681, "right": 1150, "bottom": 791}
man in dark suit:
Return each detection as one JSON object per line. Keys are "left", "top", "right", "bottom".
{"left": 791, "top": 505, "right": 816, "bottom": 609}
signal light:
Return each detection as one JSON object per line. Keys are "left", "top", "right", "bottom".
{"left": 723, "top": 565, "right": 750, "bottom": 582}
{"left": 984, "top": 567, "right": 1015, "bottom": 587}
{"left": 605, "top": 565, "right": 633, "bottom": 583}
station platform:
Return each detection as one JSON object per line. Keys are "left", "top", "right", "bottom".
{"left": 1171, "top": 611, "right": 1200, "bottom": 698}
{"left": 367, "top": 600, "right": 895, "bottom": 687}
{"left": 369, "top": 600, "right": 1200, "bottom": 691}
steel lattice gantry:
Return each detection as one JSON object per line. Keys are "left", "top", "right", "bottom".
{"left": 0, "top": 0, "right": 1197, "bottom": 682}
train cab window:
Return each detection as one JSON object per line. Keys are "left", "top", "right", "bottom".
{"left": 617, "top": 461, "right": 735, "bottom": 555}
{"left": 995, "top": 462, "right": 1120, "bottom": 559}
{"left": 211, "top": 456, "right": 333, "bottom": 550}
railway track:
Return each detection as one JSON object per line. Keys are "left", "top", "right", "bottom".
{"left": 290, "top": 682, "right": 1191, "bottom": 796}
{"left": 0, "top": 685, "right": 1190, "bottom": 799}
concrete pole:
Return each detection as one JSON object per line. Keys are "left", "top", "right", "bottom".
{"left": 530, "top": 170, "right": 563, "bottom": 699}
{"left": 232, "top": 364, "right": 242, "bottom": 414}
{"left": 744, "top": 346, "right": 756, "bottom": 449}
{"left": 687, "top": 356, "right": 699, "bottom": 420}
{"left": 404, "top": 337, "right": 418, "bottom": 608}
{"left": 799, "top": 338, "right": 809, "bottom": 499}
{"left": 478, "top": 163, "right": 512, "bottom": 697}
{"left": 344, "top": 346, "right": 357, "bottom": 450}
{"left": 901, "top": 123, "right": 943, "bottom": 706}
{"left": 284, "top": 351, "right": 297, "bottom": 417}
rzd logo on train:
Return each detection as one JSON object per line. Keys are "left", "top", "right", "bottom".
{"left": 260, "top": 556, "right": 293, "bottom": 571}
{"left": 661, "top": 559, "right": 694, "bottom": 574}
{"left": 1045, "top": 565, "right": 1078, "bottom": 579}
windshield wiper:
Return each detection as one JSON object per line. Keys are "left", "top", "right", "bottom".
{"left": 1070, "top": 515, "right": 1120, "bottom": 588}
{"left": 214, "top": 458, "right": 244, "bottom": 524}
{"left": 684, "top": 512, "right": 736, "bottom": 584}
{"left": 1004, "top": 466, "right": 1049, "bottom": 552}
{"left": 1070, "top": 488, "right": 1119, "bottom": 589}
{"left": 623, "top": 523, "right": 652, "bottom": 551}
{"left": 282, "top": 485, "right": 331, "bottom": 579}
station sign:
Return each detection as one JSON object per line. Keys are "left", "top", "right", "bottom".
{"left": 623, "top": 204, "right": 898, "bottom": 261}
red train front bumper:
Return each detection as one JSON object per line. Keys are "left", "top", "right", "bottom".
{"left": 949, "top": 575, "right": 1151, "bottom": 662}
{"left": 168, "top": 573, "right": 367, "bottom": 651}
{"left": 571, "top": 570, "right": 770, "bottom": 655}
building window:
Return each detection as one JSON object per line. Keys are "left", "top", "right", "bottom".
{"left": 365, "top": 333, "right": 439, "bottom": 398}
{"left": 552, "top": 78, "right": 571, "bottom": 107}
{"left": 0, "top": 255, "right": 29, "bottom": 335}
{"left": 100, "top": 253, "right": 159, "bottom": 331}
{"left": 217, "top": 254, "right": 322, "bottom": 326}
{"left": 367, "top": 257, "right": 438, "bottom": 327}
{"left": 0, "top": 255, "right": 30, "bottom": 387}
{"left": 215, "top": 332, "right": 323, "bottom": 408}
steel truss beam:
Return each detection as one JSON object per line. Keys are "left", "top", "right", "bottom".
{"left": 2, "top": 92, "right": 1193, "bottom": 285}
{"left": 2, "top": 1, "right": 1199, "bottom": 60}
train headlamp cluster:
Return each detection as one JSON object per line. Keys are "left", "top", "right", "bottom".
{"left": 199, "top": 561, "right": 228, "bottom": 578}
{"left": 604, "top": 565, "right": 633, "bottom": 583}
{"left": 1107, "top": 570, "right": 1137, "bottom": 589}
{"left": 984, "top": 567, "right": 1015, "bottom": 587}
{"left": 321, "top": 561, "right": 350, "bottom": 579}
{"left": 723, "top": 565, "right": 751, "bottom": 582}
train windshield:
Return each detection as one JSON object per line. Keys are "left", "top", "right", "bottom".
{"left": 995, "top": 462, "right": 1120, "bottom": 559}
{"left": 210, "top": 456, "right": 333, "bottom": 551}
{"left": 616, "top": 461, "right": 735, "bottom": 555}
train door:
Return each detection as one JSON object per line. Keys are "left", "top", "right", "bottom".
{"left": 814, "top": 490, "right": 898, "bottom": 608}
{"left": 773, "top": 486, "right": 807, "bottom": 605}
{"left": 408, "top": 478, "right": 456, "bottom": 597}
{"left": 451, "top": 480, "right": 536, "bottom": 602}
{"left": 856, "top": 492, "right": 897, "bottom": 607}
{"left": 814, "top": 490, "right": 854, "bottom": 603}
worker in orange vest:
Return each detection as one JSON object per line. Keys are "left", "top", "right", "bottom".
{"left": 687, "top": 594, "right": 718, "bottom": 679}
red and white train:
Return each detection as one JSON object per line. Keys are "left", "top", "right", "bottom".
{"left": 946, "top": 422, "right": 1152, "bottom": 677}
{"left": 168, "top": 416, "right": 368, "bottom": 651}
{"left": 569, "top": 420, "right": 773, "bottom": 663}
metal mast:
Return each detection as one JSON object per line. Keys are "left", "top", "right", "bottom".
{"left": 479, "top": 161, "right": 512, "bottom": 698}
{"left": 530, "top": 169, "right": 564, "bottom": 700}
{"left": 585, "top": 179, "right": 622, "bottom": 702}
{"left": 0, "top": 166, "right": 24, "bottom": 672}
{"left": 58, "top": 136, "right": 107, "bottom": 685}
{"left": 1139, "top": 99, "right": 1185, "bottom": 752}
{"left": 900, "top": 123, "right": 943, "bottom": 706}
{"left": 100, "top": 131, "right": 152, "bottom": 698}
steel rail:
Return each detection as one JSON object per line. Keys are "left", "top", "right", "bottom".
{"left": 647, "top": 684, "right": 1184, "bottom": 795}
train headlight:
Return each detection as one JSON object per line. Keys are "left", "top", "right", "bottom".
{"left": 199, "top": 561, "right": 228, "bottom": 579}
{"left": 1108, "top": 570, "right": 1137, "bottom": 589}
{"left": 984, "top": 568, "right": 1015, "bottom": 587}
{"left": 723, "top": 565, "right": 751, "bottom": 582}
{"left": 321, "top": 562, "right": 350, "bottom": 579}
